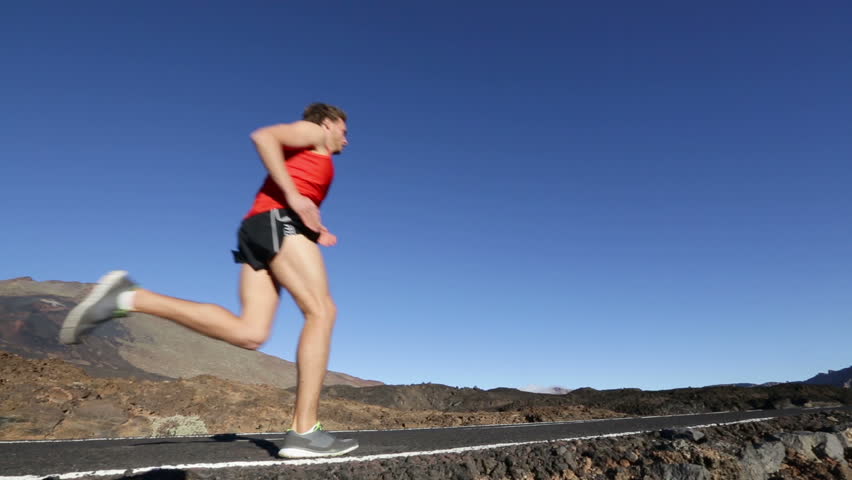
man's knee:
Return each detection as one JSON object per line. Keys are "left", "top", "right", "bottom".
{"left": 302, "top": 296, "right": 336, "bottom": 325}
{"left": 236, "top": 324, "right": 272, "bottom": 350}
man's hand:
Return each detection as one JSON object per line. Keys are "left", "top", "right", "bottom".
{"left": 318, "top": 227, "right": 337, "bottom": 247}
{"left": 287, "top": 193, "right": 322, "bottom": 232}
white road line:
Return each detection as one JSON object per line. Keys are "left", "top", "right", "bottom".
{"left": 0, "top": 417, "right": 774, "bottom": 480}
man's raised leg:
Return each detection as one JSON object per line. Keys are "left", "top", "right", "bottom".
{"left": 61, "top": 266, "right": 281, "bottom": 350}
{"left": 131, "top": 266, "right": 280, "bottom": 349}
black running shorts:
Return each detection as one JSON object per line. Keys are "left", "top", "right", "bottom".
{"left": 232, "top": 208, "right": 320, "bottom": 271}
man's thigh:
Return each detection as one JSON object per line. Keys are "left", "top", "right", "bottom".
{"left": 238, "top": 264, "right": 281, "bottom": 342}
{"left": 268, "top": 234, "right": 332, "bottom": 315}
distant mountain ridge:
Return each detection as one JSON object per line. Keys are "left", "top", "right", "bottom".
{"left": 0, "top": 276, "right": 381, "bottom": 389}
{"left": 706, "top": 369, "right": 851, "bottom": 390}
{"left": 705, "top": 382, "right": 782, "bottom": 388}
{"left": 803, "top": 366, "right": 852, "bottom": 388}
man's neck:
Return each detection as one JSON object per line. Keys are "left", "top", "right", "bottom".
{"left": 310, "top": 139, "right": 332, "bottom": 156}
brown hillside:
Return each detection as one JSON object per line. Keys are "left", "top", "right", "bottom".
{"left": 0, "top": 276, "right": 381, "bottom": 389}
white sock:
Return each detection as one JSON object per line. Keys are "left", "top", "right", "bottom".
{"left": 294, "top": 423, "right": 320, "bottom": 435}
{"left": 117, "top": 290, "right": 137, "bottom": 311}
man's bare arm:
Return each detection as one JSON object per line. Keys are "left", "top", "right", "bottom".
{"left": 250, "top": 121, "right": 324, "bottom": 198}
{"left": 250, "top": 121, "right": 326, "bottom": 231}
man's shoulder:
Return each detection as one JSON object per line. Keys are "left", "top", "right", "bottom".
{"left": 287, "top": 121, "right": 325, "bottom": 145}
{"left": 288, "top": 119, "right": 321, "bottom": 129}
{"left": 254, "top": 121, "right": 325, "bottom": 149}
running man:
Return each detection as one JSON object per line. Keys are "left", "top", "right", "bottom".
{"left": 60, "top": 103, "right": 358, "bottom": 458}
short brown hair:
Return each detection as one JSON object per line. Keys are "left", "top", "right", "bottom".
{"left": 303, "top": 103, "right": 347, "bottom": 125}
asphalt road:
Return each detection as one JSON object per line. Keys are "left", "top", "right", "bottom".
{"left": 1, "top": 406, "right": 848, "bottom": 479}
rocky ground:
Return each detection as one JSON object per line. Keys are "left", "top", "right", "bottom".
{"left": 5, "top": 350, "right": 850, "bottom": 442}
{"left": 0, "top": 352, "right": 622, "bottom": 440}
{"left": 320, "top": 383, "right": 851, "bottom": 417}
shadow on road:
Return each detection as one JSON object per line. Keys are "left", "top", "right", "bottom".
{"left": 211, "top": 433, "right": 281, "bottom": 457}
{"left": 129, "top": 433, "right": 281, "bottom": 458}
{"left": 117, "top": 470, "right": 186, "bottom": 479}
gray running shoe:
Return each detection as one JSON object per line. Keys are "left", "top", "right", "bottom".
{"left": 278, "top": 423, "right": 359, "bottom": 458}
{"left": 60, "top": 270, "right": 137, "bottom": 345}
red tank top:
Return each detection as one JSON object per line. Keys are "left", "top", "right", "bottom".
{"left": 245, "top": 148, "right": 335, "bottom": 218}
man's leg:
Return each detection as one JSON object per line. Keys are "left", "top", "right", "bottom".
{"left": 62, "top": 265, "right": 281, "bottom": 350}
{"left": 266, "top": 233, "right": 336, "bottom": 434}
{"left": 132, "top": 265, "right": 280, "bottom": 349}
{"left": 267, "top": 233, "right": 357, "bottom": 459}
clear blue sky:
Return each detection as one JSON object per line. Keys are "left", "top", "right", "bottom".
{"left": 2, "top": 2, "right": 850, "bottom": 391}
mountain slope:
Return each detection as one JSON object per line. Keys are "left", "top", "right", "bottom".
{"left": 0, "top": 276, "right": 381, "bottom": 389}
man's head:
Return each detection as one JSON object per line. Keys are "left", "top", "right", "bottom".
{"left": 303, "top": 103, "right": 348, "bottom": 154}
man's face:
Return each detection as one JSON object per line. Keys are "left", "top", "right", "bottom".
{"left": 324, "top": 118, "right": 348, "bottom": 154}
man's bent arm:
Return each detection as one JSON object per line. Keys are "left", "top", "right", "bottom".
{"left": 250, "top": 121, "right": 324, "bottom": 200}
{"left": 250, "top": 121, "right": 326, "bottom": 231}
